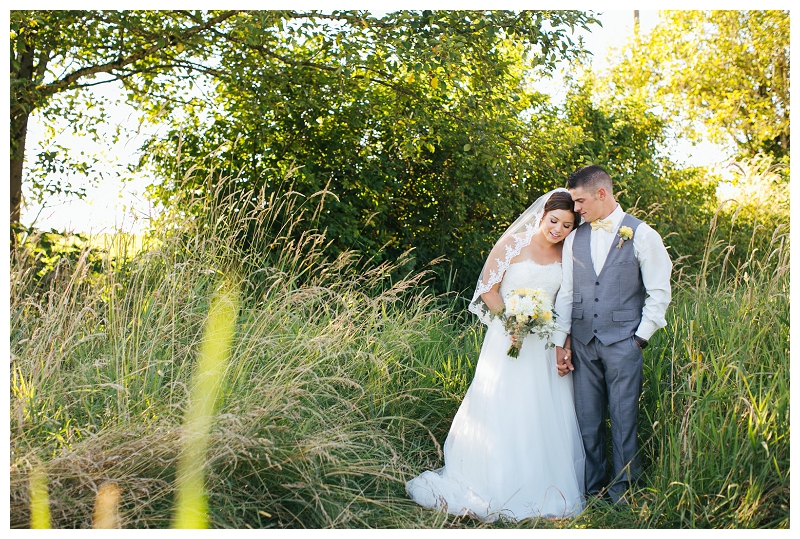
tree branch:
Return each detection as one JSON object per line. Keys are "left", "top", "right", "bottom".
{"left": 36, "top": 10, "right": 242, "bottom": 98}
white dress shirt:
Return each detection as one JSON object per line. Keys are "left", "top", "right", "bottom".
{"left": 553, "top": 204, "right": 672, "bottom": 347}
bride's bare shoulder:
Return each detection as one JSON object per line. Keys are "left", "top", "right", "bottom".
{"left": 488, "top": 233, "right": 522, "bottom": 255}
{"left": 502, "top": 232, "right": 530, "bottom": 247}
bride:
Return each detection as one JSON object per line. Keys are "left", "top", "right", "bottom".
{"left": 406, "top": 189, "right": 585, "bottom": 522}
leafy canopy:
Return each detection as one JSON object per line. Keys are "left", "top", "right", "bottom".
{"left": 606, "top": 10, "right": 789, "bottom": 159}
{"left": 138, "top": 10, "right": 600, "bottom": 294}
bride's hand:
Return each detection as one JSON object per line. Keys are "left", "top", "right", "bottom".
{"left": 555, "top": 346, "right": 574, "bottom": 376}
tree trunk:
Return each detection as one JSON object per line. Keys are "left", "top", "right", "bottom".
{"left": 11, "top": 39, "right": 36, "bottom": 237}
{"left": 10, "top": 114, "right": 28, "bottom": 230}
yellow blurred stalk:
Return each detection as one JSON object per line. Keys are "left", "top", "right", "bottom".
{"left": 29, "top": 466, "right": 51, "bottom": 529}
{"left": 172, "top": 276, "right": 240, "bottom": 529}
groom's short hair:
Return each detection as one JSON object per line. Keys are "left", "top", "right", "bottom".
{"left": 567, "top": 165, "right": 613, "bottom": 194}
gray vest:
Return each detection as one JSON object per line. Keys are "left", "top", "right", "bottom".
{"left": 571, "top": 214, "right": 645, "bottom": 346}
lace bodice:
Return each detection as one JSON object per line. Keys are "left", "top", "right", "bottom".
{"left": 498, "top": 260, "right": 562, "bottom": 303}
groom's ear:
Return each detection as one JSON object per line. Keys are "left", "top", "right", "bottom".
{"left": 596, "top": 187, "right": 607, "bottom": 200}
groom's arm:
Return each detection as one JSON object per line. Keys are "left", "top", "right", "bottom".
{"left": 552, "top": 232, "right": 575, "bottom": 349}
{"left": 634, "top": 224, "right": 673, "bottom": 341}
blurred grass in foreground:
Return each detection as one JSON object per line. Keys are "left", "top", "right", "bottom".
{"left": 29, "top": 466, "right": 51, "bottom": 529}
{"left": 172, "top": 275, "right": 240, "bottom": 528}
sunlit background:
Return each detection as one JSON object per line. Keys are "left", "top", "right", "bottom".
{"left": 9, "top": 8, "right": 790, "bottom": 530}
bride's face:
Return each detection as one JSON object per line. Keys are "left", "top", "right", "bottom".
{"left": 539, "top": 209, "right": 576, "bottom": 244}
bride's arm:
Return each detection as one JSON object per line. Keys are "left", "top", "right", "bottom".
{"left": 482, "top": 283, "right": 518, "bottom": 343}
{"left": 480, "top": 282, "right": 504, "bottom": 318}
{"left": 477, "top": 236, "right": 515, "bottom": 318}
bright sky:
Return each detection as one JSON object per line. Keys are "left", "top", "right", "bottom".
{"left": 19, "top": 9, "right": 725, "bottom": 234}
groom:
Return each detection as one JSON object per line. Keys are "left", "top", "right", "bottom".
{"left": 552, "top": 165, "right": 672, "bottom": 503}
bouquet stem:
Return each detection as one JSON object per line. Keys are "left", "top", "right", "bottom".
{"left": 507, "top": 342, "right": 521, "bottom": 358}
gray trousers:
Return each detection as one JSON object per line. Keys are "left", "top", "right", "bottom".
{"left": 572, "top": 335, "right": 643, "bottom": 501}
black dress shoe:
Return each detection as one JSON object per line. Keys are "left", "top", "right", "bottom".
{"left": 587, "top": 491, "right": 611, "bottom": 503}
{"left": 612, "top": 493, "right": 630, "bottom": 505}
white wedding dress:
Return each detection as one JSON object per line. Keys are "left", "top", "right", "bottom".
{"left": 407, "top": 260, "right": 585, "bottom": 521}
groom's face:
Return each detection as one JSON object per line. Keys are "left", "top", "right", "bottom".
{"left": 568, "top": 187, "right": 602, "bottom": 222}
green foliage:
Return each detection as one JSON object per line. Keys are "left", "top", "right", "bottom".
{"left": 10, "top": 9, "right": 240, "bottom": 133}
{"left": 635, "top": 220, "right": 789, "bottom": 528}
{"left": 10, "top": 10, "right": 242, "bottom": 220}
{"left": 11, "top": 10, "right": 597, "bottom": 223}
{"left": 9, "top": 177, "right": 472, "bottom": 528}
{"left": 535, "top": 73, "right": 790, "bottom": 278}
{"left": 158, "top": 19, "right": 782, "bottom": 296}
{"left": 606, "top": 10, "right": 790, "bottom": 159}
{"left": 530, "top": 73, "right": 714, "bottom": 271}
{"left": 696, "top": 156, "right": 790, "bottom": 282}
{"left": 140, "top": 11, "right": 606, "bottom": 296}
{"left": 10, "top": 224, "right": 106, "bottom": 292}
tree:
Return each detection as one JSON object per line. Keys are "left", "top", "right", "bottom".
{"left": 559, "top": 75, "right": 717, "bottom": 265}
{"left": 131, "top": 10, "right": 599, "bottom": 293}
{"left": 10, "top": 10, "right": 598, "bottom": 234}
{"left": 10, "top": 10, "right": 245, "bottom": 230}
{"left": 606, "top": 10, "right": 789, "bottom": 159}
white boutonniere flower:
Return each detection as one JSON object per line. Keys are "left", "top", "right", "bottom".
{"left": 617, "top": 226, "right": 634, "bottom": 249}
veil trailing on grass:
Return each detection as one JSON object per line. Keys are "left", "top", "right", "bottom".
{"left": 468, "top": 188, "right": 571, "bottom": 325}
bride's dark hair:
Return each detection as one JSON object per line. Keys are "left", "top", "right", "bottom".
{"left": 543, "top": 190, "right": 580, "bottom": 228}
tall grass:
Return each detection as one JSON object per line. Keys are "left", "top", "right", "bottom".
{"left": 633, "top": 208, "right": 790, "bottom": 528}
{"left": 10, "top": 172, "right": 474, "bottom": 528}
{"left": 10, "top": 167, "right": 788, "bottom": 528}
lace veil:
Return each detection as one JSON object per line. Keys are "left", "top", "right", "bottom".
{"left": 468, "top": 188, "right": 572, "bottom": 325}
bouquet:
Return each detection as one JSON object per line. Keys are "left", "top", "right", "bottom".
{"left": 495, "top": 288, "right": 558, "bottom": 358}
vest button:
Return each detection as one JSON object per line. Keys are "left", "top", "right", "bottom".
{"left": 594, "top": 314, "right": 598, "bottom": 317}
{"left": 593, "top": 329, "right": 597, "bottom": 333}
{"left": 596, "top": 282, "right": 600, "bottom": 285}
{"left": 594, "top": 298, "right": 599, "bottom": 302}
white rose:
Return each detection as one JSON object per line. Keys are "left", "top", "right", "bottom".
{"left": 505, "top": 295, "right": 520, "bottom": 314}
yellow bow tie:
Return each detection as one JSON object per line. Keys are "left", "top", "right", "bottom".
{"left": 590, "top": 219, "right": 614, "bottom": 233}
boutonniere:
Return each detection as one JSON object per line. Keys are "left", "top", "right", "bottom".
{"left": 616, "top": 226, "right": 633, "bottom": 249}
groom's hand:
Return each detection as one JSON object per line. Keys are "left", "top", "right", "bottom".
{"left": 555, "top": 346, "right": 574, "bottom": 376}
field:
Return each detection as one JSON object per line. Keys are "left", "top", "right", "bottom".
{"left": 9, "top": 189, "right": 789, "bottom": 528}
